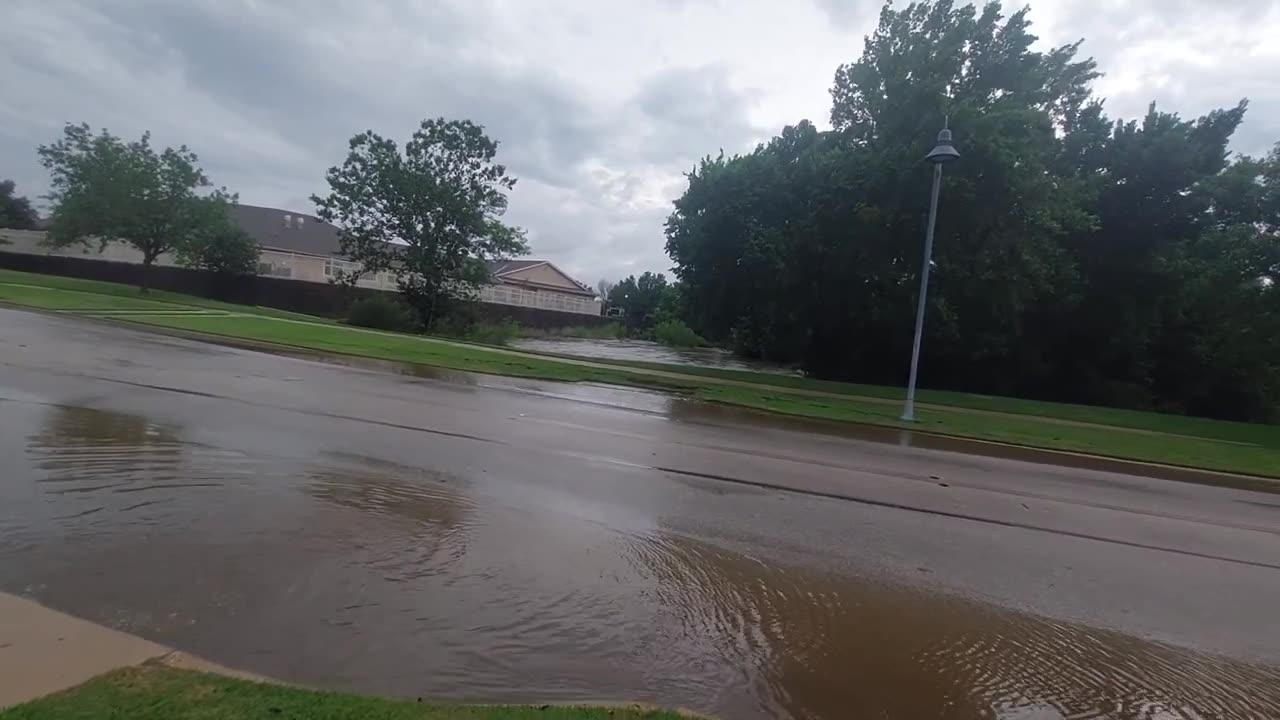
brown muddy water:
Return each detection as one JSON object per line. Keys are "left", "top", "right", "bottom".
{"left": 510, "top": 337, "right": 791, "bottom": 374}
{"left": 2, "top": 399, "right": 1277, "bottom": 719}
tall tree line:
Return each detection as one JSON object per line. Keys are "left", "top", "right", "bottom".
{"left": 665, "top": 0, "right": 1280, "bottom": 421}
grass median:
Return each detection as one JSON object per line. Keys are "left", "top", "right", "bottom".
{"left": 1, "top": 268, "right": 1277, "bottom": 478}
{"left": 0, "top": 664, "right": 690, "bottom": 720}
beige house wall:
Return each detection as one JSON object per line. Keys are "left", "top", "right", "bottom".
{"left": 2, "top": 229, "right": 601, "bottom": 316}
{"left": 0, "top": 230, "right": 181, "bottom": 267}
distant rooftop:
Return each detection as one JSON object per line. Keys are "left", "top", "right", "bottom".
{"left": 231, "top": 204, "right": 343, "bottom": 257}
{"left": 235, "top": 204, "right": 593, "bottom": 295}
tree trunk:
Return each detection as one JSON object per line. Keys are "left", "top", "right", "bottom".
{"left": 424, "top": 292, "right": 439, "bottom": 333}
{"left": 139, "top": 255, "right": 153, "bottom": 294}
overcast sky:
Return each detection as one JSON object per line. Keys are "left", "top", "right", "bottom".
{"left": 3, "top": 1, "right": 1277, "bottom": 285}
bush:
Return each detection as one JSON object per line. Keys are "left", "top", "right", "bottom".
{"left": 519, "top": 323, "right": 626, "bottom": 340}
{"left": 346, "top": 294, "right": 416, "bottom": 332}
{"left": 651, "top": 320, "right": 706, "bottom": 348}
{"left": 463, "top": 320, "right": 520, "bottom": 346}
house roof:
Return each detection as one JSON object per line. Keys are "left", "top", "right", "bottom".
{"left": 234, "top": 204, "right": 595, "bottom": 298}
{"left": 486, "top": 259, "right": 596, "bottom": 297}
{"left": 486, "top": 259, "right": 545, "bottom": 275}
{"left": 231, "top": 204, "right": 344, "bottom": 257}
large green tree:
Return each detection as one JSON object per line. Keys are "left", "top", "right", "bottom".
{"left": 607, "top": 271, "right": 671, "bottom": 332}
{"left": 37, "top": 123, "right": 235, "bottom": 291}
{"left": 666, "top": 0, "right": 1280, "bottom": 420}
{"left": 312, "top": 118, "right": 527, "bottom": 330}
{"left": 0, "top": 179, "right": 39, "bottom": 230}
{"left": 174, "top": 203, "right": 260, "bottom": 276}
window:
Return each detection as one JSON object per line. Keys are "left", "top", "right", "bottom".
{"left": 283, "top": 213, "right": 292, "bottom": 227}
{"left": 295, "top": 216, "right": 305, "bottom": 228}
{"left": 258, "top": 260, "right": 293, "bottom": 278}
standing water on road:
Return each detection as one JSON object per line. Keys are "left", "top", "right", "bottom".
{"left": 2, "top": 398, "right": 1278, "bottom": 719}
{"left": 510, "top": 337, "right": 791, "bottom": 374}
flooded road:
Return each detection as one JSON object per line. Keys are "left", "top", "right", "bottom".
{"left": 510, "top": 336, "right": 789, "bottom": 374}
{"left": 2, "top": 309, "right": 1279, "bottom": 719}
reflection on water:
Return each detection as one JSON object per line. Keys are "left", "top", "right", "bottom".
{"left": 627, "top": 534, "right": 1280, "bottom": 719}
{"left": 2, "top": 401, "right": 1278, "bottom": 719}
{"left": 511, "top": 337, "right": 790, "bottom": 374}
{"left": 305, "top": 460, "right": 476, "bottom": 582}
{"left": 20, "top": 406, "right": 252, "bottom": 534}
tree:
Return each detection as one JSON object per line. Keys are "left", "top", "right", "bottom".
{"left": 312, "top": 118, "right": 527, "bottom": 330}
{"left": 175, "top": 199, "right": 260, "bottom": 276}
{"left": 0, "top": 180, "right": 39, "bottom": 230}
{"left": 607, "top": 271, "right": 669, "bottom": 332}
{"left": 664, "top": 0, "right": 1280, "bottom": 420}
{"left": 37, "top": 123, "right": 231, "bottom": 291}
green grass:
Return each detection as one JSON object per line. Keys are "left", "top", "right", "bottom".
{"left": 2, "top": 268, "right": 1277, "bottom": 478}
{"left": 698, "top": 386, "right": 1280, "bottom": 479}
{"left": 458, "top": 320, "right": 521, "bottom": 346}
{"left": 123, "top": 313, "right": 697, "bottom": 392}
{"left": 0, "top": 664, "right": 690, "bottom": 720}
{"left": 0, "top": 269, "right": 329, "bottom": 321}
{"left": 0, "top": 282, "right": 194, "bottom": 311}
{"left": 570, "top": 358, "right": 1280, "bottom": 448}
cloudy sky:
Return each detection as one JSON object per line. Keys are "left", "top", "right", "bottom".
{"left": 3, "top": 1, "right": 1277, "bottom": 285}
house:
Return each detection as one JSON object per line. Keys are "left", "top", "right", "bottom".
{"left": 238, "top": 205, "right": 601, "bottom": 316}
{"left": 479, "top": 259, "right": 602, "bottom": 316}
{"left": 0, "top": 204, "right": 603, "bottom": 317}
{"left": 230, "top": 204, "right": 397, "bottom": 290}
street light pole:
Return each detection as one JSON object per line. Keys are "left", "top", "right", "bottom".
{"left": 901, "top": 124, "right": 959, "bottom": 422}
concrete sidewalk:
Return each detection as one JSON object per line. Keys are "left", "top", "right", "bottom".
{"left": 0, "top": 592, "right": 253, "bottom": 709}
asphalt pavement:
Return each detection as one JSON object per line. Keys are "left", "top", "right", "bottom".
{"left": 2, "top": 308, "right": 1277, "bottom": 719}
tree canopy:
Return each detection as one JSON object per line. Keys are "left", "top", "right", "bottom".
{"left": 607, "top": 271, "right": 673, "bottom": 332}
{"left": 0, "top": 180, "right": 39, "bottom": 230}
{"left": 174, "top": 208, "right": 260, "bottom": 276}
{"left": 665, "top": 0, "right": 1280, "bottom": 420}
{"left": 37, "top": 123, "right": 236, "bottom": 290}
{"left": 312, "top": 118, "right": 527, "bottom": 330}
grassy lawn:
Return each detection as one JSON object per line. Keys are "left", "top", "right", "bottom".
{"left": 0, "top": 269, "right": 328, "bottom": 321}
{"left": 563, "top": 357, "right": 1279, "bottom": 448}
{"left": 0, "top": 665, "right": 690, "bottom": 720}
{"left": 126, "top": 312, "right": 700, "bottom": 392}
{"left": 1, "top": 268, "right": 1277, "bottom": 478}
{"left": 699, "top": 386, "right": 1280, "bottom": 479}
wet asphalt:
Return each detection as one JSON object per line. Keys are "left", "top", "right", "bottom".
{"left": 1, "top": 308, "right": 1278, "bottom": 719}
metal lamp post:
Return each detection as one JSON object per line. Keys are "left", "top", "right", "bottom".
{"left": 901, "top": 123, "right": 960, "bottom": 422}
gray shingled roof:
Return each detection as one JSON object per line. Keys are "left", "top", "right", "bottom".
{"left": 231, "top": 204, "right": 344, "bottom": 257}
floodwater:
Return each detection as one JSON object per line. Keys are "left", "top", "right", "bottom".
{"left": 511, "top": 337, "right": 790, "bottom": 374}
{"left": 3, "top": 401, "right": 1279, "bottom": 719}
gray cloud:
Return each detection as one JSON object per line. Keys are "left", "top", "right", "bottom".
{"left": 813, "top": 0, "right": 876, "bottom": 27}
{"left": 2, "top": 0, "right": 1277, "bottom": 285}
{"left": 1034, "top": 0, "right": 1280, "bottom": 156}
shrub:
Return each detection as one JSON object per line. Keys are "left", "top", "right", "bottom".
{"left": 651, "top": 320, "right": 706, "bottom": 348}
{"left": 346, "top": 294, "right": 416, "bottom": 332}
{"left": 568, "top": 322, "right": 626, "bottom": 339}
{"left": 519, "top": 323, "right": 626, "bottom": 340}
{"left": 464, "top": 320, "right": 520, "bottom": 346}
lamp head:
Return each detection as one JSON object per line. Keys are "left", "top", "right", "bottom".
{"left": 926, "top": 126, "right": 960, "bottom": 164}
